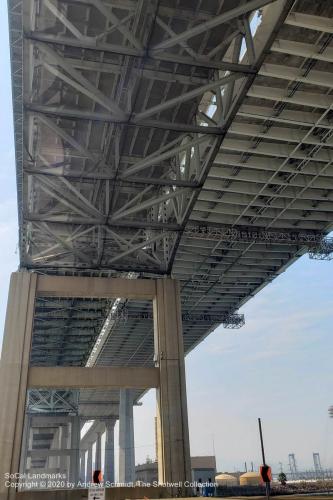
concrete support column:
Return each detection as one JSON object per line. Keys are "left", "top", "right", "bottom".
{"left": 104, "top": 419, "right": 116, "bottom": 484}
{"left": 0, "top": 272, "right": 37, "bottom": 500}
{"left": 86, "top": 444, "right": 93, "bottom": 483}
{"left": 95, "top": 432, "right": 102, "bottom": 470}
{"left": 119, "top": 389, "right": 135, "bottom": 483}
{"left": 79, "top": 450, "right": 86, "bottom": 482}
{"left": 19, "top": 415, "right": 31, "bottom": 478}
{"left": 69, "top": 416, "right": 80, "bottom": 485}
{"left": 26, "top": 421, "right": 34, "bottom": 472}
{"left": 48, "top": 426, "right": 61, "bottom": 470}
{"left": 154, "top": 279, "right": 191, "bottom": 485}
{"left": 59, "top": 424, "right": 69, "bottom": 476}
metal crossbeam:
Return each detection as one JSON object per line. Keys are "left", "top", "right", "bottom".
{"left": 151, "top": 0, "right": 274, "bottom": 51}
{"left": 108, "top": 307, "right": 245, "bottom": 329}
{"left": 26, "top": 32, "right": 255, "bottom": 72}
{"left": 184, "top": 226, "right": 330, "bottom": 246}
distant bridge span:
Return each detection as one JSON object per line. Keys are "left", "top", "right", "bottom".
{"left": 1, "top": 0, "right": 333, "bottom": 495}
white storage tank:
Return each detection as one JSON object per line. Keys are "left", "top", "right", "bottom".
{"left": 215, "top": 473, "right": 238, "bottom": 487}
{"left": 239, "top": 471, "right": 261, "bottom": 486}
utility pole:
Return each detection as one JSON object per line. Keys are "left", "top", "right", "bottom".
{"left": 258, "top": 418, "right": 271, "bottom": 500}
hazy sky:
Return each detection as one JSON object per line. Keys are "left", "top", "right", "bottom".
{"left": 133, "top": 259, "right": 333, "bottom": 473}
{"left": 1, "top": 1, "right": 332, "bottom": 476}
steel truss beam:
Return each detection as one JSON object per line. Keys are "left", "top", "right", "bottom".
{"left": 184, "top": 225, "right": 331, "bottom": 247}
{"left": 108, "top": 307, "right": 245, "bottom": 329}
{"left": 26, "top": 32, "right": 254, "bottom": 73}
{"left": 27, "top": 389, "right": 79, "bottom": 414}
{"left": 26, "top": 104, "right": 224, "bottom": 135}
{"left": 151, "top": 0, "right": 275, "bottom": 51}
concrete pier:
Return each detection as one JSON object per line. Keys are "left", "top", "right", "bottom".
{"left": 118, "top": 389, "right": 135, "bottom": 483}
{"left": 0, "top": 274, "right": 191, "bottom": 499}
{"left": 86, "top": 445, "right": 93, "bottom": 483}
{"left": 154, "top": 279, "right": 191, "bottom": 485}
{"left": 0, "top": 273, "right": 37, "bottom": 500}
{"left": 104, "top": 419, "right": 116, "bottom": 484}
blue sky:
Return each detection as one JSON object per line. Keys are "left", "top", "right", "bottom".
{"left": 0, "top": 0, "right": 20, "bottom": 333}
{"left": 1, "top": 1, "right": 332, "bottom": 475}
{"left": 133, "top": 258, "right": 333, "bottom": 472}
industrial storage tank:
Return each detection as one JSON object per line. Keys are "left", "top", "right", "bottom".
{"left": 215, "top": 473, "right": 238, "bottom": 487}
{"left": 239, "top": 471, "right": 261, "bottom": 486}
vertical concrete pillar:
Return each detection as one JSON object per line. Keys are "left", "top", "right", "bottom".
{"left": 59, "top": 423, "right": 69, "bottom": 477}
{"left": 119, "top": 389, "right": 135, "bottom": 483}
{"left": 26, "top": 420, "right": 34, "bottom": 473}
{"left": 95, "top": 431, "right": 102, "bottom": 470}
{"left": 0, "top": 272, "right": 37, "bottom": 500}
{"left": 86, "top": 444, "right": 93, "bottom": 483}
{"left": 154, "top": 416, "right": 158, "bottom": 463}
{"left": 48, "top": 425, "right": 60, "bottom": 470}
{"left": 19, "top": 415, "right": 31, "bottom": 478}
{"left": 104, "top": 419, "right": 116, "bottom": 484}
{"left": 80, "top": 450, "right": 86, "bottom": 482}
{"left": 69, "top": 416, "right": 80, "bottom": 485}
{"left": 153, "top": 279, "right": 191, "bottom": 485}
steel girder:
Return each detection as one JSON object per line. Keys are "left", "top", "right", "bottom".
{"left": 27, "top": 389, "right": 79, "bottom": 414}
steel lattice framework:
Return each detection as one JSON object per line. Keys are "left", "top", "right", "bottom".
{"left": 7, "top": 0, "right": 333, "bottom": 416}
{"left": 11, "top": 0, "right": 295, "bottom": 273}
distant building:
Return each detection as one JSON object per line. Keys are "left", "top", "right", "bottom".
{"left": 135, "top": 456, "right": 216, "bottom": 484}
{"left": 191, "top": 456, "right": 216, "bottom": 483}
{"left": 135, "top": 460, "right": 158, "bottom": 484}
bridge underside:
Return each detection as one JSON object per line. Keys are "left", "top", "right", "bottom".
{"left": 6, "top": 0, "right": 332, "bottom": 372}
{"left": 2, "top": 0, "right": 333, "bottom": 495}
